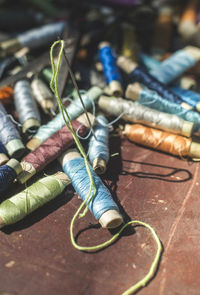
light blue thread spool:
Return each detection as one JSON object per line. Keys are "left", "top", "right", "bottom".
{"left": 0, "top": 102, "right": 25, "bottom": 158}
{"left": 28, "top": 86, "right": 103, "bottom": 150}
{"left": 150, "top": 49, "right": 197, "bottom": 84}
{"left": 139, "top": 53, "right": 161, "bottom": 71}
{"left": 99, "top": 42, "right": 123, "bottom": 96}
{"left": 126, "top": 85, "right": 200, "bottom": 134}
{"left": 18, "top": 21, "right": 66, "bottom": 49}
{"left": 60, "top": 150, "right": 123, "bottom": 228}
{"left": 14, "top": 79, "right": 41, "bottom": 134}
{"left": 171, "top": 86, "right": 200, "bottom": 111}
{"left": 88, "top": 115, "right": 109, "bottom": 174}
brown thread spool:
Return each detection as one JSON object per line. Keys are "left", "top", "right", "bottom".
{"left": 179, "top": 0, "right": 198, "bottom": 39}
{"left": 0, "top": 86, "right": 13, "bottom": 105}
{"left": 124, "top": 123, "right": 200, "bottom": 159}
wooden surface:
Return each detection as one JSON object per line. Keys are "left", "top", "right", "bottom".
{"left": 1, "top": 136, "right": 199, "bottom": 295}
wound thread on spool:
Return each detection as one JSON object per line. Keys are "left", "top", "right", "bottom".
{"left": 0, "top": 158, "right": 22, "bottom": 193}
{"left": 124, "top": 123, "right": 200, "bottom": 159}
{"left": 0, "top": 102, "right": 25, "bottom": 158}
{"left": 31, "top": 76, "right": 56, "bottom": 115}
{"left": 99, "top": 42, "right": 123, "bottom": 97}
{"left": 88, "top": 115, "right": 109, "bottom": 174}
{"left": 0, "top": 21, "right": 66, "bottom": 57}
{"left": 0, "top": 172, "right": 70, "bottom": 228}
{"left": 27, "top": 86, "right": 102, "bottom": 150}
{"left": 126, "top": 83, "right": 200, "bottom": 135}
{"left": 14, "top": 79, "right": 41, "bottom": 134}
{"left": 98, "top": 95, "right": 193, "bottom": 137}
{"left": 0, "top": 86, "right": 13, "bottom": 105}
{"left": 18, "top": 113, "right": 94, "bottom": 183}
{"left": 117, "top": 55, "right": 183, "bottom": 105}
{"left": 59, "top": 149, "right": 123, "bottom": 229}
{"left": 150, "top": 46, "right": 200, "bottom": 84}
{"left": 0, "top": 140, "right": 9, "bottom": 165}
{"left": 171, "top": 86, "right": 200, "bottom": 111}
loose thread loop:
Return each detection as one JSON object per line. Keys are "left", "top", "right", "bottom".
{"left": 50, "top": 40, "right": 162, "bottom": 294}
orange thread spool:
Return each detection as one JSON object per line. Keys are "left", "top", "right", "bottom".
{"left": 0, "top": 86, "right": 13, "bottom": 104}
{"left": 124, "top": 124, "right": 192, "bottom": 157}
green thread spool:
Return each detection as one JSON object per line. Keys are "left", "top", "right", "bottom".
{"left": 0, "top": 172, "right": 70, "bottom": 228}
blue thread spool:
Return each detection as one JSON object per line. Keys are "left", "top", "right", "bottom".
{"left": 14, "top": 79, "right": 41, "bottom": 134}
{"left": 125, "top": 84, "right": 200, "bottom": 134}
{"left": 0, "top": 140, "right": 8, "bottom": 165}
{"left": 139, "top": 53, "right": 161, "bottom": 71}
{"left": 60, "top": 149, "right": 123, "bottom": 228}
{"left": 99, "top": 42, "right": 123, "bottom": 97}
{"left": 88, "top": 115, "right": 109, "bottom": 174}
{"left": 0, "top": 21, "right": 66, "bottom": 56}
{"left": 0, "top": 159, "right": 22, "bottom": 193}
{"left": 27, "top": 86, "right": 103, "bottom": 151}
{"left": 150, "top": 47, "right": 200, "bottom": 84}
{"left": 0, "top": 102, "right": 25, "bottom": 158}
{"left": 117, "top": 55, "right": 182, "bottom": 105}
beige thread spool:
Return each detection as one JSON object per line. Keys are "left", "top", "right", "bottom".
{"left": 59, "top": 148, "right": 123, "bottom": 229}
{"left": 98, "top": 95, "right": 194, "bottom": 138}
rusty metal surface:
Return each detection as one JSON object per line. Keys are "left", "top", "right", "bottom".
{"left": 0, "top": 136, "right": 199, "bottom": 295}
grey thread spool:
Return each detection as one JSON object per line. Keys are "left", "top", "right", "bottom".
{"left": 14, "top": 79, "right": 41, "bottom": 134}
{"left": 98, "top": 96, "right": 193, "bottom": 137}
{"left": 0, "top": 102, "right": 25, "bottom": 158}
{"left": 31, "top": 77, "right": 56, "bottom": 115}
{"left": 0, "top": 21, "right": 66, "bottom": 56}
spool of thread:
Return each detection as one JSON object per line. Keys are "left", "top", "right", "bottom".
{"left": 117, "top": 55, "right": 183, "bottom": 105}
{"left": 0, "top": 86, "right": 13, "bottom": 105}
{"left": 180, "top": 75, "right": 197, "bottom": 91}
{"left": 99, "top": 42, "right": 123, "bottom": 97}
{"left": 171, "top": 86, "right": 200, "bottom": 111}
{"left": 14, "top": 79, "right": 41, "bottom": 134}
{"left": 31, "top": 77, "right": 56, "bottom": 115}
{"left": 178, "top": 0, "right": 198, "bottom": 39}
{"left": 126, "top": 83, "right": 200, "bottom": 134}
{"left": 18, "top": 113, "right": 94, "bottom": 183}
{"left": 59, "top": 149, "right": 123, "bottom": 228}
{"left": 98, "top": 95, "right": 193, "bottom": 137}
{"left": 139, "top": 53, "right": 161, "bottom": 71}
{"left": 88, "top": 115, "right": 109, "bottom": 174}
{"left": 0, "top": 102, "right": 25, "bottom": 158}
{"left": 27, "top": 86, "right": 102, "bottom": 150}
{"left": 0, "top": 140, "right": 9, "bottom": 165}
{"left": 150, "top": 46, "right": 200, "bottom": 85}
{"left": 0, "top": 172, "right": 70, "bottom": 228}
{"left": 124, "top": 123, "right": 200, "bottom": 159}
{"left": 0, "top": 21, "right": 66, "bottom": 57}
{"left": 0, "top": 158, "right": 22, "bottom": 193}
{"left": 121, "top": 23, "right": 138, "bottom": 62}
{"left": 152, "top": 6, "right": 173, "bottom": 56}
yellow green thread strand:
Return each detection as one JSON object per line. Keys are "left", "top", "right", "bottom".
{"left": 50, "top": 40, "right": 162, "bottom": 294}
{"left": 50, "top": 40, "right": 96, "bottom": 218}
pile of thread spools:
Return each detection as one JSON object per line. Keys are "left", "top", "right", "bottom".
{"left": 1, "top": 0, "right": 200, "bottom": 291}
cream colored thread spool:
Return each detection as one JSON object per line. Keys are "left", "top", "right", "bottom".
{"left": 31, "top": 77, "right": 57, "bottom": 114}
{"left": 99, "top": 41, "right": 123, "bottom": 97}
{"left": 98, "top": 95, "right": 193, "bottom": 138}
{"left": 180, "top": 76, "right": 197, "bottom": 90}
{"left": 59, "top": 148, "right": 123, "bottom": 229}
{"left": 0, "top": 38, "right": 22, "bottom": 57}
{"left": 26, "top": 112, "right": 96, "bottom": 151}
{"left": 7, "top": 158, "right": 22, "bottom": 176}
